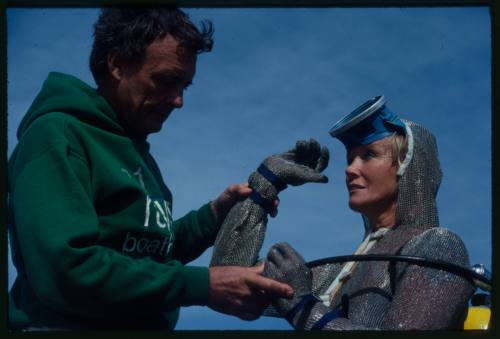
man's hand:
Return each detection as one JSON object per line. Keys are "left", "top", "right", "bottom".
{"left": 211, "top": 184, "right": 279, "bottom": 224}
{"left": 208, "top": 264, "right": 293, "bottom": 320}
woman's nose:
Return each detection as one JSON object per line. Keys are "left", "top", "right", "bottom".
{"left": 345, "top": 159, "right": 360, "bottom": 179}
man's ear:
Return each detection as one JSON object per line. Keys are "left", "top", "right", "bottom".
{"left": 107, "top": 48, "right": 123, "bottom": 81}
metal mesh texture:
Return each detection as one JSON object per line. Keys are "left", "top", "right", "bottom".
{"left": 262, "top": 243, "right": 314, "bottom": 315}
{"left": 210, "top": 139, "right": 328, "bottom": 267}
{"left": 298, "top": 226, "right": 475, "bottom": 330}
{"left": 210, "top": 198, "right": 268, "bottom": 267}
{"left": 394, "top": 120, "right": 442, "bottom": 230}
{"left": 360, "top": 120, "right": 441, "bottom": 236}
{"left": 210, "top": 123, "right": 474, "bottom": 330}
{"left": 261, "top": 263, "right": 343, "bottom": 318}
{"left": 286, "top": 121, "right": 475, "bottom": 330}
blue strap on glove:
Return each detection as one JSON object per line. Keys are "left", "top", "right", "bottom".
{"left": 249, "top": 190, "right": 275, "bottom": 215}
{"left": 284, "top": 294, "right": 318, "bottom": 325}
{"left": 257, "top": 163, "right": 288, "bottom": 191}
{"left": 250, "top": 163, "right": 287, "bottom": 214}
{"left": 310, "top": 306, "right": 345, "bottom": 330}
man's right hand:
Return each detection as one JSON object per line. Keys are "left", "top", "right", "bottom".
{"left": 208, "top": 264, "right": 294, "bottom": 320}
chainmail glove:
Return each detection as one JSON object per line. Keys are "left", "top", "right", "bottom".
{"left": 248, "top": 138, "right": 329, "bottom": 211}
{"left": 264, "top": 242, "right": 342, "bottom": 330}
{"left": 210, "top": 139, "right": 329, "bottom": 267}
{"left": 264, "top": 243, "right": 314, "bottom": 316}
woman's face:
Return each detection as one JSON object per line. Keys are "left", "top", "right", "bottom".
{"left": 345, "top": 138, "right": 398, "bottom": 217}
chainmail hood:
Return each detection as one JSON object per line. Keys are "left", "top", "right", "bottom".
{"left": 363, "top": 120, "right": 443, "bottom": 237}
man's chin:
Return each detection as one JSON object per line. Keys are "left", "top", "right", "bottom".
{"left": 128, "top": 121, "right": 164, "bottom": 138}
{"left": 143, "top": 121, "right": 166, "bottom": 135}
{"left": 147, "top": 112, "right": 171, "bottom": 129}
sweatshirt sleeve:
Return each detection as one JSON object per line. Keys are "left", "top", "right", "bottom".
{"left": 9, "top": 118, "right": 210, "bottom": 322}
{"left": 170, "top": 203, "right": 219, "bottom": 264}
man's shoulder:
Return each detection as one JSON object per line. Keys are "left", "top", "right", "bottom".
{"left": 14, "top": 113, "right": 89, "bottom": 159}
{"left": 21, "top": 112, "right": 85, "bottom": 137}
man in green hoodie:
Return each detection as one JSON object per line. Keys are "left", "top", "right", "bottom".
{"left": 8, "top": 8, "right": 297, "bottom": 330}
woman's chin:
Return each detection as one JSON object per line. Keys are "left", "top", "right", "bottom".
{"left": 348, "top": 200, "right": 364, "bottom": 213}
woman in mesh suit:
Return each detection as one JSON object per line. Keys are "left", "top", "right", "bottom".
{"left": 210, "top": 95, "right": 475, "bottom": 330}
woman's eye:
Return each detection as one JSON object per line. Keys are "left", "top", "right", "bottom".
{"left": 347, "top": 149, "right": 377, "bottom": 164}
{"left": 362, "top": 151, "right": 376, "bottom": 160}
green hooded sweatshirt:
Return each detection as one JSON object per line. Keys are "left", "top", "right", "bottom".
{"left": 8, "top": 72, "right": 219, "bottom": 330}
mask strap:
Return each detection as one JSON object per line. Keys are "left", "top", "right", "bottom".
{"left": 397, "top": 122, "right": 414, "bottom": 177}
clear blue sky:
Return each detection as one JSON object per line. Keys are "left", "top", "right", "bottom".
{"left": 7, "top": 7, "right": 491, "bottom": 330}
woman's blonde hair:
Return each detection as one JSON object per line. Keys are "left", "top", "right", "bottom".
{"left": 386, "top": 133, "right": 408, "bottom": 168}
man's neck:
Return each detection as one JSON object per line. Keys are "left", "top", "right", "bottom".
{"left": 97, "top": 83, "right": 147, "bottom": 140}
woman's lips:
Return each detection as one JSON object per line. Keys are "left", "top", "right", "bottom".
{"left": 348, "top": 183, "right": 365, "bottom": 192}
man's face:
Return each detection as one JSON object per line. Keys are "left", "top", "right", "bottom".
{"left": 111, "top": 34, "right": 196, "bottom": 137}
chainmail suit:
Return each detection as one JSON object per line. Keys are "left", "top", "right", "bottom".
{"left": 211, "top": 121, "right": 475, "bottom": 330}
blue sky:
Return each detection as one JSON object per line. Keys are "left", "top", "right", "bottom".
{"left": 7, "top": 7, "right": 491, "bottom": 330}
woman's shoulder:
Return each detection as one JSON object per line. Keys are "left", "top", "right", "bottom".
{"left": 416, "top": 227, "right": 464, "bottom": 243}
{"left": 400, "top": 227, "right": 470, "bottom": 266}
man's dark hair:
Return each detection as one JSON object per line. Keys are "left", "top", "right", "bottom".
{"left": 89, "top": 7, "right": 214, "bottom": 85}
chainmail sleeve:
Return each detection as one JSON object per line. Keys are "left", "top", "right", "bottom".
{"left": 210, "top": 139, "right": 329, "bottom": 267}
{"left": 210, "top": 170, "right": 276, "bottom": 267}
{"left": 288, "top": 227, "right": 474, "bottom": 330}
{"left": 210, "top": 139, "right": 330, "bottom": 266}
{"left": 380, "top": 227, "right": 474, "bottom": 330}
{"left": 209, "top": 198, "right": 269, "bottom": 267}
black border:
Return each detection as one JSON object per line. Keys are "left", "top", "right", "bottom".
{"left": 1, "top": 1, "right": 497, "bottom": 338}
{"left": 1, "top": 0, "right": 495, "bottom": 7}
